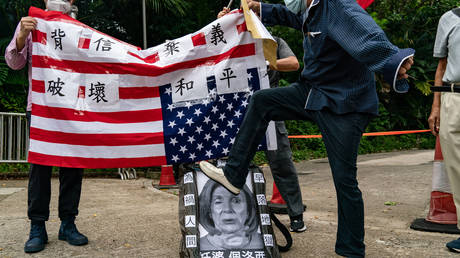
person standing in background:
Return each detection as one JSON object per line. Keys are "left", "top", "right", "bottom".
{"left": 428, "top": 6, "right": 460, "bottom": 253}
{"left": 5, "top": 0, "right": 88, "bottom": 253}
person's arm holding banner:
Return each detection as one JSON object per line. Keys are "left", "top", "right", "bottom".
{"left": 245, "top": 0, "right": 413, "bottom": 89}
{"left": 218, "top": 7, "right": 231, "bottom": 19}
{"left": 245, "top": 0, "right": 303, "bottom": 30}
{"left": 5, "top": 17, "right": 36, "bottom": 69}
{"left": 218, "top": 2, "right": 298, "bottom": 72}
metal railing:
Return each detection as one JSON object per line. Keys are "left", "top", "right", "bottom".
{"left": 0, "top": 112, "right": 29, "bottom": 163}
{"left": 118, "top": 167, "right": 137, "bottom": 180}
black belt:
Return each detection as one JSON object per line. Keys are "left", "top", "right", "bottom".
{"left": 431, "top": 83, "right": 460, "bottom": 93}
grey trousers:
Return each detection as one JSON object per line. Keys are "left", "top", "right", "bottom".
{"left": 265, "top": 121, "right": 303, "bottom": 219}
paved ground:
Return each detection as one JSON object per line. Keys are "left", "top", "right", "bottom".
{"left": 1, "top": 149, "right": 459, "bottom": 257}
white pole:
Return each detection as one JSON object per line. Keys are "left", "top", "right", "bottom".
{"left": 142, "top": 0, "right": 147, "bottom": 49}
{"left": 227, "top": 0, "right": 234, "bottom": 9}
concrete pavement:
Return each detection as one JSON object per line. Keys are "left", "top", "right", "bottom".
{"left": 1, "top": 149, "right": 459, "bottom": 257}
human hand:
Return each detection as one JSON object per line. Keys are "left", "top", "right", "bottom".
{"left": 16, "top": 16, "right": 37, "bottom": 51}
{"left": 242, "top": 0, "right": 261, "bottom": 15}
{"left": 18, "top": 16, "right": 37, "bottom": 39}
{"left": 218, "top": 7, "right": 230, "bottom": 19}
{"left": 428, "top": 106, "right": 440, "bottom": 136}
{"left": 397, "top": 56, "right": 414, "bottom": 80}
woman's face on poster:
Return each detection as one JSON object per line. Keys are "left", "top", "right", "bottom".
{"left": 210, "top": 186, "right": 248, "bottom": 234}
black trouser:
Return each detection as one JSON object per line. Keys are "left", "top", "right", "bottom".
{"left": 26, "top": 111, "right": 84, "bottom": 221}
{"left": 223, "top": 82, "right": 371, "bottom": 257}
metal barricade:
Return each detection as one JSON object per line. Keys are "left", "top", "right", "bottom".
{"left": 118, "top": 167, "right": 137, "bottom": 180}
{"left": 0, "top": 112, "right": 29, "bottom": 163}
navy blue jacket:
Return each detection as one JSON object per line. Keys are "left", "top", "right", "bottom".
{"left": 261, "top": 0, "right": 415, "bottom": 115}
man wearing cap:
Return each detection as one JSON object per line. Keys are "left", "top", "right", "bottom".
{"left": 5, "top": 0, "right": 88, "bottom": 253}
{"left": 200, "top": 0, "right": 414, "bottom": 256}
{"left": 428, "top": 6, "right": 460, "bottom": 253}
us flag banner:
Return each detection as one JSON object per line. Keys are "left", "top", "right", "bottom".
{"left": 28, "top": 7, "right": 276, "bottom": 168}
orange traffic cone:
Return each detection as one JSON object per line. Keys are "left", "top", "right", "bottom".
{"left": 410, "top": 136, "right": 460, "bottom": 234}
{"left": 271, "top": 183, "right": 287, "bottom": 205}
{"left": 427, "top": 191, "right": 457, "bottom": 224}
{"left": 154, "top": 165, "right": 178, "bottom": 189}
{"left": 268, "top": 182, "right": 289, "bottom": 214}
{"left": 426, "top": 137, "right": 457, "bottom": 224}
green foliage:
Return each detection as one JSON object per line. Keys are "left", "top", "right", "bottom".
{"left": 0, "top": 57, "right": 8, "bottom": 86}
{"left": 0, "top": 163, "right": 30, "bottom": 173}
{"left": 369, "top": 0, "right": 458, "bottom": 96}
{"left": 145, "top": 0, "right": 189, "bottom": 17}
{"left": 0, "top": 84, "right": 28, "bottom": 112}
{"left": 368, "top": 11, "right": 389, "bottom": 29}
{"left": 253, "top": 151, "right": 268, "bottom": 165}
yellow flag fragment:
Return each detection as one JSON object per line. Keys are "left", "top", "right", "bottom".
{"left": 241, "top": 0, "right": 278, "bottom": 69}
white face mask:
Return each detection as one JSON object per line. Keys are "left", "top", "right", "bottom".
{"left": 284, "top": 0, "right": 307, "bottom": 14}
{"left": 47, "top": 0, "right": 72, "bottom": 14}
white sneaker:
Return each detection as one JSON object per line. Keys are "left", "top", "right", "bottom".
{"left": 199, "top": 161, "right": 240, "bottom": 194}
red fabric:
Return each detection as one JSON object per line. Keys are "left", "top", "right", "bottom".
{"left": 28, "top": 151, "right": 167, "bottom": 169}
{"left": 32, "top": 30, "right": 47, "bottom": 45}
{"left": 32, "top": 43, "right": 255, "bottom": 76}
{"left": 31, "top": 104, "right": 163, "bottom": 123}
{"left": 30, "top": 127, "right": 165, "bottom": 146}
{"left": 127, "top": 51, "right": 159, "bottom": 64}
{"left": 78, "top": 86, "right": 85, "bottom": 98}
{"left": 191, "top": 32, "right": 206, "bottom": 46}
{"left": 357, "top": 0, "right": 374, "bottom": 9}
{"left": 77, "top": 38, "right": 90, "bottom": 49}
{"left": 32, "top": 80, "right": 45, "bottom": 93}
{"left": 237, "top": 22, "right": 248, "bottom": 34}
{"left": 119, "top": 86, "right": 160, "bottom": 99}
